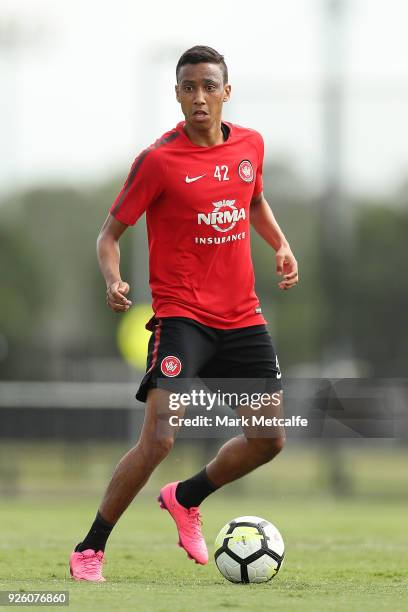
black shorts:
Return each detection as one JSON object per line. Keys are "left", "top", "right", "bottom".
{"left": 136, "top": 317, "right": 282, "bottom": 404}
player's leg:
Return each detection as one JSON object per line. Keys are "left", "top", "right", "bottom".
{"left": 70, "top": 317, "right": 215, "bottom": 578}
{"left": 175, "top": 324, "right": 284, "bottom": 507}
{"left": 69, "top": 387, "right": 184, "bottom": 581}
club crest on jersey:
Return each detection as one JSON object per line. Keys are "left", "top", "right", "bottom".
{"left": 238, "top": 159, "right": 254, "bottom": 183}
{"left": 197, "top": 200, "right": 245, "bottom": 233}
{"left": 161, "top": 355, "right": 182, "bottom": 377}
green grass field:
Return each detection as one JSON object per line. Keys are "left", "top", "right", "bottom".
{"left": 1, "top": 493, "right": 408, "bottom": 612}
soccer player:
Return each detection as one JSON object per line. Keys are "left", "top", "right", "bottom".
{"left": 70, "top": 45, "right": 298, "bottom": 581}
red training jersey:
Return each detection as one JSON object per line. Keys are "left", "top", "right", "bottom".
{"left": 110, "top": 121, "right": 267, "bottom": 329}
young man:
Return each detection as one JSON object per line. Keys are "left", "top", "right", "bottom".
{"left": 70, "top": 45, "right": 298, "bottom": 582}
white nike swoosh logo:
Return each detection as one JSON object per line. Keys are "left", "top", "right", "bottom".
{"left": 185, "top": 174, "right": 206, "bottom": 183}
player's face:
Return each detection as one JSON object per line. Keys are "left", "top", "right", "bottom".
{"left": 175, "top": 63, "right": 231, "bottom": 127}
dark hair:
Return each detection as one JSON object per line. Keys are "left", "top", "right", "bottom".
{"left": 176, "top": 45, "right": 228, "bottom": 84}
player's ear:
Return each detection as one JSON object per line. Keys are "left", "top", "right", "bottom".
{"left": 175, "top": 84, "right": 181, "bottom": 103}
{"left": 223, "top": 84, "right": 231, "bottom": 103}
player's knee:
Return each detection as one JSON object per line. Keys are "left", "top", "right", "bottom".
{"left": 151, "top": 436, "right": 174, "bottom": 462}
{"left": 251, "top": 436, "right": 285, "bottom": 462}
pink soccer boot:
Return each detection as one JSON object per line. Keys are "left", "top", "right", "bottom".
{"left": 69, "top": 548, "right": 105, "bottom": 582}
{"left": 158, "top": 481, "right": 208, "bottom": 565}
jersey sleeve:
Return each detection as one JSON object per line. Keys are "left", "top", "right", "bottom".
{"left": 253, "top": 132, "right": 264, "bottom": 197}
{"left": 110, "top": 147, "right": 164, "bottom": 225}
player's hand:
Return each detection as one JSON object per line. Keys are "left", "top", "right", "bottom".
{"left": 276, "top": 246, "right": 299, "bottom": 290}
{"left": 106, "top": 280, "right": 132, "bottom": 312}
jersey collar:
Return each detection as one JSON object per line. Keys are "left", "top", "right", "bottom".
{"left": 176, "top": 121, "right": 233, "bottom": 148}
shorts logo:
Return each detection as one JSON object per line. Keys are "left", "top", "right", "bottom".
{"left": 238, "top": 160, "right": 254, "bottom": 183}
{"left": 161, "top": 355, "right": 182, "bottom": 377}
{"left": 275, "top": 355, "right": 282, "bottom": 379}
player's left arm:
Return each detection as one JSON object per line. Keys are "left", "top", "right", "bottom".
{"left": 250, "top": 191, "right": 299, "bottom": 290}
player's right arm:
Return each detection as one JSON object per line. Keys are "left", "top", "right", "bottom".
{"left": 99, "top": 139, "right": 165, "bottom": 312}
{"left": 97, "top": 214, "right": 132, "bottom": 312}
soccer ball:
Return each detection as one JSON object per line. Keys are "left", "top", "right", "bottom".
{"left": 214, "top": 516, "right": 284, "bottom": 583}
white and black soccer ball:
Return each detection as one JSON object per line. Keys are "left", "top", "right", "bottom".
{"left": 214, "top": 516, "right": 284, "bottom": 583}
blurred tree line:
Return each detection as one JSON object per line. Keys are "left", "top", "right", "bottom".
{"left": 1, "top": 163, "right": 407, "bottom": 381}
